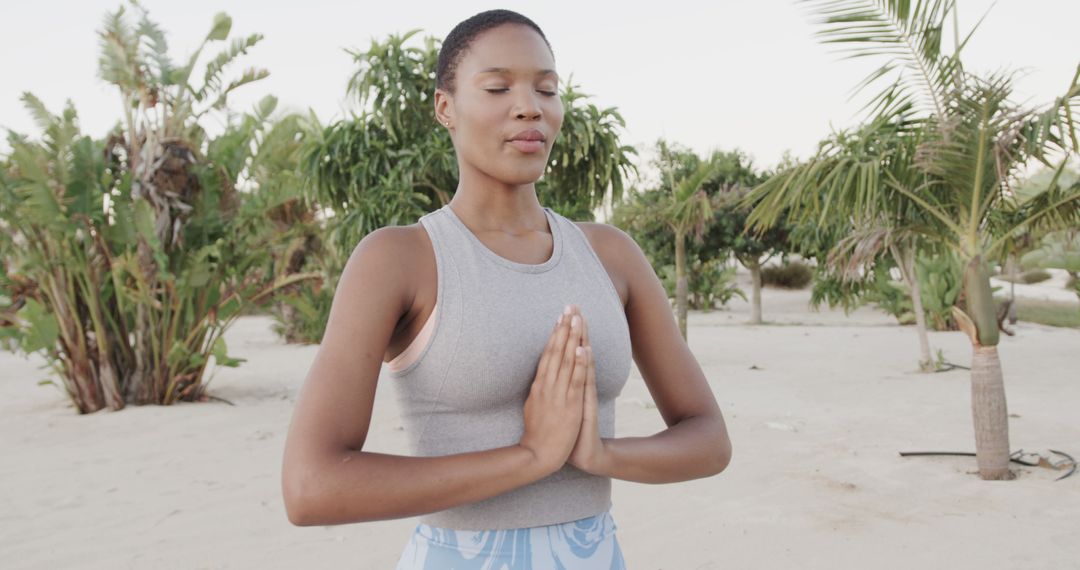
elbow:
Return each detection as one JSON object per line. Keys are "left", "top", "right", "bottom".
{"left": 717, "top": 438, "right": 734, "bottom": 475}
{"left": 284, "top": 494, "right": 315, "bottom": 527}
{"left": 713, "top": 433, "right": 733, "bottom": 475}
{"left": 282, "top": 467, "right": 322, "bottom": 527}
{"left": 283, "top": 484, "right": 314, "bottom": 527}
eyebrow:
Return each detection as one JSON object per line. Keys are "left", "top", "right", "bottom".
{"left": 476, "top": 67, "right": 559, "bottom": 79}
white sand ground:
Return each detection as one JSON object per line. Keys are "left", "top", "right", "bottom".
{"left": 1, "top": 273, "right": 1078, "bottom": 569}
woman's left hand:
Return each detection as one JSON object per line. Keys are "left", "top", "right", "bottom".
{"left": 566, "top": 313, "right": 609, "bottom": 475}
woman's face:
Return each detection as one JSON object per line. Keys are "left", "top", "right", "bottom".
{"left": 435, "top": 24, "right": 564, "bottom": 186}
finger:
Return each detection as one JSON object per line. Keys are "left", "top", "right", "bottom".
{"left": 536, "top": 311, "right": 564, "bottom": 380}
{"left": 568, "top": 339, "right": 588, "bottom": 399}
{"left": 585, "top": 346, "right": 597, "bottom": 413}
{"left": 580, "top": 310, "right": 590, "bottom": 347}
{"left": 557, "top": 312, "right": 584, "bottom": 394}
{"left": 544, "top": 308, "right": 574, "bottom": 390}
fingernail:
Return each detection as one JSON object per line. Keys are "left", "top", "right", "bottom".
{"left": 576, "top": 346, "right": 583, "bottom": 356}
{"left": 564, "top": 304, "right": 572, "bottom": 315}
{"left": 571, "top": 315, "right": 580, "bottom": 328}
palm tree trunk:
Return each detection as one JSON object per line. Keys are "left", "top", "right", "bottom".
{"left": 958, "top": 256, "right": 1011, "bottom": 480}
{"left": 970, "top": 345, "right": 1013, "bottom": 480}
{"left": 748, "top": 258, "right": 762, "bottom": 325}
{"left": 893, "top": 245, "right": 934, "bottom": 371}
{"left": 674, "top": 230, "right": 688, "bottom": 340}
{"left": 1006, "top": 254, "right": 1018, "bottom": 325}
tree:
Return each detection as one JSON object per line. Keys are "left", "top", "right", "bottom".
{"left": 659, "top": 157, "right": 716, "bottom": 340}
{"left": 713, "top": 188, "right": 792, "bottom": 325}
{"left": 756, "top": 119, "right": 943, "bottom": 367}
{"left": 610, "top": 176, "right": 744, "bottom": 319}
{"left": 701, "top": 149, "right": 793, "bottom": 325}
{"left": 745, "top": 0, "right": 1080, "bottom": 479}
{"left": 304, "top": 30, "right": 637, "bottom": 254}
{"left": 0, "top": 4, "right": 315, "bottom": 412}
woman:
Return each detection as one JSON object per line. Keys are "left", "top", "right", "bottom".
{"left": 281, "top": 9, "right": 732, "bottom": 568}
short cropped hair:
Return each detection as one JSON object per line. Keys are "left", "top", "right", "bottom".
{"left": 436, "top": 9, "right": 553, "bottom": 93}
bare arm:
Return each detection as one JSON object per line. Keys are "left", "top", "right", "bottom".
{"left": 582, "top": 223, "right": 733, "bottom": 484}
{"left": 280, "top": 226, "right": 552, "bottom": 526}
{"left": 595, "top": 415, "right": 729, "bottom": 484}
{"left": 290, "top": 445, "right": 550, "bottom": 526}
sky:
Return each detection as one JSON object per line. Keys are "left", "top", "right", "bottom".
{"left": 2, "top": 0, "right": 1078, "bottom": 199}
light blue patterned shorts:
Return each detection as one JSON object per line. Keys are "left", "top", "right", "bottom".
{"left": 394, "top": 509, "right": 627, "bottom": 569}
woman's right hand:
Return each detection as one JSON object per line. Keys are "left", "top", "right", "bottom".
{"left": 518, "top": 304, "right": 588, "bottom": 474}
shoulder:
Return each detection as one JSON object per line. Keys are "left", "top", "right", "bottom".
{"left": 346, "top": 223, "right": 425, "bottom": 267}
{"left": 339, "top": 222, "right": 429, "bottom": 313}
{"left": 572, "top": 220, "right": 639, "bottom": 259}
{"left": 572, "top": 221, "right": 649, "bottom": 308}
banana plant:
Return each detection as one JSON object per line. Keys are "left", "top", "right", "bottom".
{"left": 0, "top": 4, "right": 317, "bottom": 413}
{"left": 916, "top": 250, "right": 964, "bottom": 331}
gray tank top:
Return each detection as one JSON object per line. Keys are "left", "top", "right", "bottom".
{"left": 385, "top": 203, "right": 632, "bottom": 530}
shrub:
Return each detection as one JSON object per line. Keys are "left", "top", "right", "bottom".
{"left": 659, "top": 259, "right": 745, "bottom": 311}
{"left": 1020, "top": 269, "right": 1052, "bottom": 284}
{"left": 761, "top": 260, "right": 814, "bottom": 289}
{"left": 0, "top": 7, "right": 317, "bottom": 412}
{"left": 997, "top": 268, "right": 1053, "bottom": 284}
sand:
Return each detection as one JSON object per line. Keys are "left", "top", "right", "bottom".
{"left": 1, "top": 271, "right": 1078, "bottom": 569}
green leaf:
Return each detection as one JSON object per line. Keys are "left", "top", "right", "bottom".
{"left": 207, "top": 12, "right": 231, "bottom": 41}
{"left": 18, "top": 298, "right": 60, "bottom": 353}
{"left": 212, "top": 336, "right": 245, "bottom": 367}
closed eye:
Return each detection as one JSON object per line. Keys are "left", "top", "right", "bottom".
{"left": 484, "top": 88, "right": 558, "bottom": 97}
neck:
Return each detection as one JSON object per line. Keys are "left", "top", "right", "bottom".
{"left": 448, "top": 164, "right": 546, "bottom": 233}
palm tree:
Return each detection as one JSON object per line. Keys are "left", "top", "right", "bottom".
{"left": 745, "top": 0, "right": 1080, "bottom": 479}
{"left": 761, "top": 118, "right": 941, "bottom": 370}
{"left": 656, "top": 155, "right": 716, "bottom": 339}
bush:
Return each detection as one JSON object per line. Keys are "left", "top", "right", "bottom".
{"left": 659, "top": 259, "right": 745, "bottom": 311}
{"left": 1021, "top": 269, "right": 1053, "bottom": 284}
{"left": 997, "top": 268, "right": 1053, "bottom": 284}
{"left": 761, "top": 260, "right": 814, "bottom": 289}
{"left": 1004, "top": 298, "right": 1080, "bottom": 328}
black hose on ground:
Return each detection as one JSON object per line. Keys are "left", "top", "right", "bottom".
{"left": 898, "top": 449, "right": 1076, "bottom": 481}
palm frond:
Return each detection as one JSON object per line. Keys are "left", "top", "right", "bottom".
{"left": 799, "top": 0, "right": 988, "bottom": 121}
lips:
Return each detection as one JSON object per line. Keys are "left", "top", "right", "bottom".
{"left": 509, "top": 129, "right": 546, "bottom": 142}
{"left": 507, "top": 129, "right": 547, "bottom": 154}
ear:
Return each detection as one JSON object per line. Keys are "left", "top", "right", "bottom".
{"left": 433, "top": 88, "right": 454, "bottom": 129}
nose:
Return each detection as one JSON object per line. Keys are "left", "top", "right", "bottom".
{"left": 513, "top": 90, "right": 542, "bottom": 121}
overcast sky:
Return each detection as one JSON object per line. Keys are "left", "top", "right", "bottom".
{"left": 2, "top": 0, "right": 1077, "bottom": 186}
